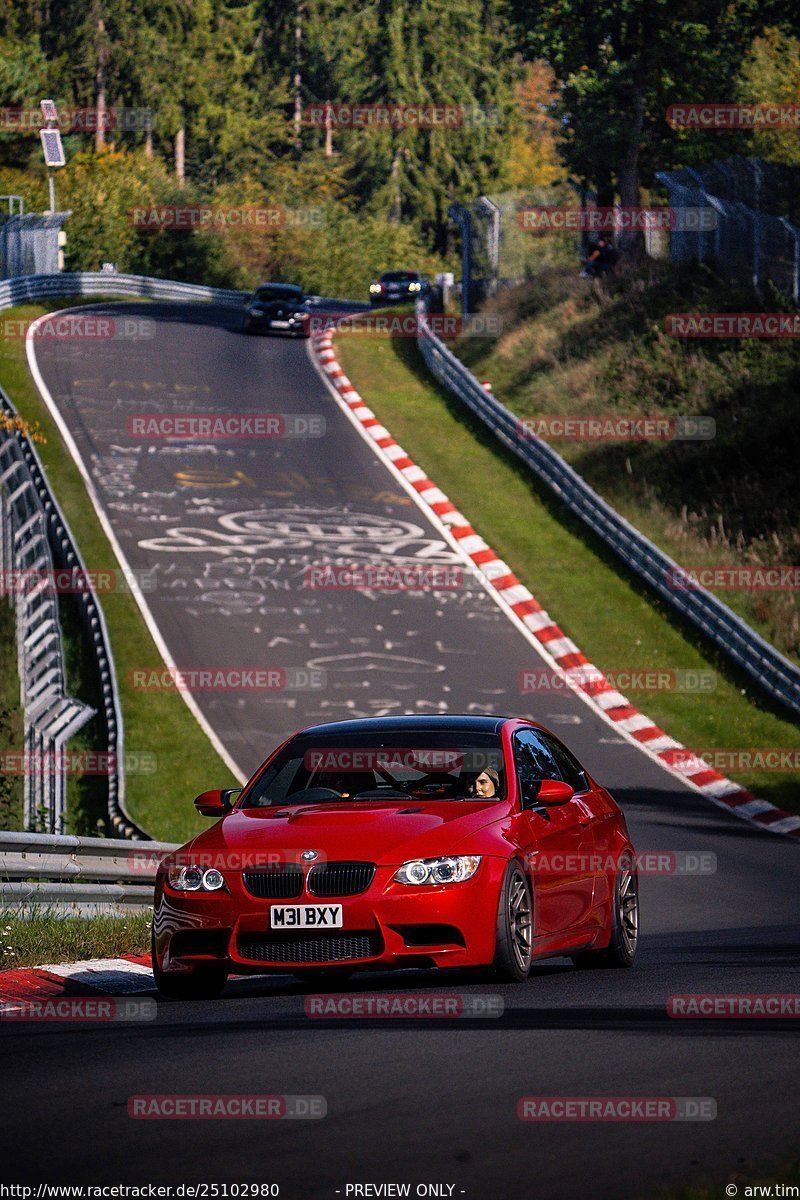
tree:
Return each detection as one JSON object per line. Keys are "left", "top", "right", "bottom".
{"left": 299, "top": 0, "right": 517, "bottom": 249}
{"left": 511, "top": 0, "right": 770, "bottom": 248}
{"left": 737, "top": 27, "right": 800, "bottom": 167}
{"left": 504, "top": 59, "right": 566, "bottom": 189}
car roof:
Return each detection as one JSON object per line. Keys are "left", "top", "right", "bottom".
{"left": 256, "top": 282, "right": 302, "bottom": 292}
{"left": 295, "top": 714, "right": 524, "bottom": 737}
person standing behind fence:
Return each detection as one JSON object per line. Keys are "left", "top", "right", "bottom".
{"left": 580, "top": 235, "right": 618, "bottom": 279}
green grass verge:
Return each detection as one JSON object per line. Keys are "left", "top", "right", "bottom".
{"left": 0, "top": 910, "right": 150, "bottom": 969}
{"left": 334, "top": 329, "right": 800, "bottom": 814}
{"left": 0, "top": 299, "right": 237, "bottom": 842}
{"left": 455, "top": 261, "right": 800, "bottom": 664}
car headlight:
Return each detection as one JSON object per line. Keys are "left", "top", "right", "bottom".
{"left": 394, "top": 855, "right": 481, "bottom": 885}
{"left": 167, "top": 865, "right": 227, "bottom": 892}
{"left": 369, "top": 283, "right": 381, "bottom": 294}
{"left": 409, "top": 282, "right": 421, "bottom": 291}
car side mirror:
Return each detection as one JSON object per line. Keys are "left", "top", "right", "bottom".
{"left": 521, "top": 779, "right": 575, "bottom": 809}
{"left": 193, "top": 788, "right": 241, "bottom": 817}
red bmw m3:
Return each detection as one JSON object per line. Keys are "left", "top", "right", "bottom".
{"left": 152, "top": 715, "right": 639, "bottom": 998}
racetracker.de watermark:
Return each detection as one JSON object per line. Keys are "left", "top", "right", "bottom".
{"left": 302, "top": 747, "right": 479, "bottom": 772}
{"left": 130, "top": 205, "right": 324, "bottom": 230}
{"left": 0, "top": 750, "right": 157, "bottom": 776}
{"left": 132, "top": 848, "right": 331, "bottom": 873}
{"left": 303, "top": 564, "right": 463, "bottom": 590}
{"left": 305, "top": 993, "right": 504, "bottom": 1018}
{"left": 2, "top": 315, "right": 155, "bottom": 342}
{"left": 528, "top": 851, "right": 716, "bottom": 877}
{"left": 667, "top": 566, "right": 800, "bottom": 592}
{"left": 517, "top": 415, "right": 715, "bottom": 441}
{"left": 518, "top": 1096, "right": 716, "bottom": 1121}
{"left": 0, "top": 106, "right": 154, "bottom": 132}
{"left": 517, "top": 206, "right": 716, "bottom": 233}
{"left": 666, "top": 104, "right": 800, "bottom": 128}
{"left": 663, "top": 748, "right": 800, "bottom": 773}
{"left": 303, "top": 102, "right": 501, "bottom": 128}
{"left": 126, "top": 414, "right": 325, "bottom": 439}
{"left": 668, "top": 994, "right": 800, "bottom": 1017}
{"left": 312, "top": 313, "right": 502, "bottom": 338}
{"left": 127, "top": 1095, "right": 326, "bottom": 1120}
{"left": 128, "top": 667, "right": 325, "bottom": 692}
{"left": 518, "top": 666, "right": 716, "bottom": 694}
{"left": 0, "top": 567, "right": 155, "bottom": 595}
{"left": 667, "top": 313, "right": 800, "bottom": 338}
{"left": 0, "top": 998, "right": 156, "bottom": 1022}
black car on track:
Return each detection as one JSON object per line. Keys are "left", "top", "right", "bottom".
{"left": 241, "top": 282, "right": 311, "bottom": 337}
{"left": 369, "top": 270, "right": 429, "bottom": 306}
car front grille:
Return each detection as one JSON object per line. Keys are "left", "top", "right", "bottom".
{"left": 308, "top": 862, "right": 376, "bottom": 897}
{"left": 242, "top": 862, "right": 376, "bottom": 899}
{"left": 242, "top": 865, "right": 303, "bottom": 899}
{"left": 237, "top": 931, "right": 383, "bottom": 964}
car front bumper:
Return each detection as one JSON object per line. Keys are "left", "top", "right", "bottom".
{"left": 153, "top": 858, "right": 506, "bottom": 974}
{"left": 244, "top": 313, "right": 309, "bottom": 335}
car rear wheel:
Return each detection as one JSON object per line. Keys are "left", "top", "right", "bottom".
{"left": 571, "top": 852, "right": 639, "bottom": 969}
{"left": 152, "top": 934, "right": 228, "bottom": 1000}
{"left": 493, "top": 862, "right": 533, "bottom": 982}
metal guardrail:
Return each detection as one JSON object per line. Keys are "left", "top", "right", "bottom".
{"left": 0, "top": 384, "right": 145, "bottom": 839}
{"left": 0, "top": 830, "right": 178, "bottom": 916}
{"left": 415, "top": 302, "right": 800, "bottom": 720}
{"left": 0, "top": 416, "right": 94, "bottom": 834}
{"left": 0, "top": 271, "right": 249, "bottom": 310}
{"left": 0, "top": 270, "right": 366, "bottom": 312}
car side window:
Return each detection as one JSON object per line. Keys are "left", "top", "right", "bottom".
{"left": 540, "top": 733, "right": 589, "bottom": 794}
{"left": 513, "top": 730, "right": 561, "bottom": 803}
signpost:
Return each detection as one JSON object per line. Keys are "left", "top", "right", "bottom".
{"left": 39, "top": 99, "right": 65, "bottom": 213}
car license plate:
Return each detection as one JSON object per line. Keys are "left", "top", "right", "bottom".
{"left": 270, "top": 904, "right": 343, "bottom": 929}
{"left": 270, "top": 319, "right": 291, "bottom": 328}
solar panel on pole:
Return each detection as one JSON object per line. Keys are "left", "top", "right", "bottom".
{"left": 40, "top": 128, "right": 66, "bottom": 168}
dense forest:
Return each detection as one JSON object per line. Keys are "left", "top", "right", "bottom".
{"left": 1, "top": 0, "right": 798, "bottom": 292}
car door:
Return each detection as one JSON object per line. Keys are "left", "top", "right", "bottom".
{"left": 511, "top": 729, "right": 596, "bottom": 938}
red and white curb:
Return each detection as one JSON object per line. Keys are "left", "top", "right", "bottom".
{"left": 310, "top": 330, "right": 800, "bottom": 840}
{"left": 0, "top": 955, "right": 154, "bottom": 1008}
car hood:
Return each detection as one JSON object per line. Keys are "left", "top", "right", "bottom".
{"left": 187, "top": 801, "right": 511, "bottom": 866}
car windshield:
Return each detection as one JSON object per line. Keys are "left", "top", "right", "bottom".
{"left": 241, "top": 730, "right": 506, "bottom": 807}
{"left": 254, "top": 285, "right": 302, "bottom": 302}
{"left": 381, "top": 272, "right": 419, "bottom": 283}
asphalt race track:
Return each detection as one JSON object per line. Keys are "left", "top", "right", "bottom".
{"left": 3, "top": 302, "right": 798, "bottom": 1198}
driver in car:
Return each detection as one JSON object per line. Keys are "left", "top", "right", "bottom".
{"left": 467, "top": 768, "right": 500, "bottom": 798}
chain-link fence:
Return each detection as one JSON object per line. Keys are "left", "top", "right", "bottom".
{"left": 0, "top": 212, "right": 70, "bottom": 278}
{"left": 657, "top": 158, "right": 800, "bottom": 302}
{"left": 448, "top": 186, "right": 588, "bottom": 310}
